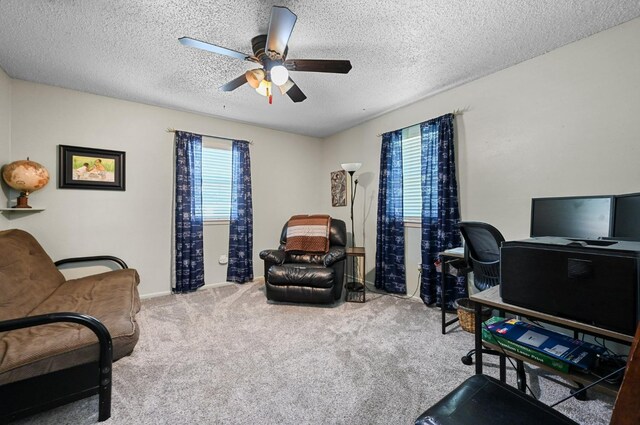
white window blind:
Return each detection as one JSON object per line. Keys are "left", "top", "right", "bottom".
{"left": 202, "top": 145, "right": 232, "bottom": 221}
{"left": 402, "top": 125, "right": 422, "bottom": 220}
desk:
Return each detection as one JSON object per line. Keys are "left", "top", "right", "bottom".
{"left": 470, "top": 286, "right": 633, "bottom": 395}
{"left": 439, "top": 249, "right": 467, "bottom": 334}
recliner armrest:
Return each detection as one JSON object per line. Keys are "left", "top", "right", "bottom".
{"left": 323, "top": 247, "right": 346, "bottom": 267}
{"left": 259, "top": 249, "right": 286, "bottom": 265}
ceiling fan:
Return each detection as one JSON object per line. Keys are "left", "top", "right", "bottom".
{"left": 179, "top": 6, "right": 352, "bottom": 104}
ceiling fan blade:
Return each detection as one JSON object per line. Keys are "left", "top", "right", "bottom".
{"left": 284, "top": 78, "right": 307, "bottom": 103}
{"left": 284, "top": 59, "right": 352, "bottom": 74}
{"left": 265, "top": 6, "right": 297, "bottom": 59}
{"left": 220, "top": 74, "right": 248, "bottom": 92}
{"left": 179, "top": 37, "right": 253, "bottom": 61}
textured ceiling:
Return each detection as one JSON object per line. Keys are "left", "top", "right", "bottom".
{"left": 1, "top": 1, "right": 639, "bottom": 138}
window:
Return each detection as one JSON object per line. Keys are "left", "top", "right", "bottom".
{"left": 402, "top": 125, "right": 421, "bottom": 221}
{"left": 202, "top": 144, "right": 232, "bottom": 221}
{"left": 401, "top": 124, "right": 437, "bottom": 222}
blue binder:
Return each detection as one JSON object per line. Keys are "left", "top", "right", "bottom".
{"left": 485, "top": 318, "right": 606, "bottom": 371}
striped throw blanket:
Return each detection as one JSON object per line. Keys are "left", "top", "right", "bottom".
{"left": 285, "top": 215, "right": 331, "bottom": 253}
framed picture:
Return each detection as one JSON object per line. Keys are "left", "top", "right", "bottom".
{"left": 58, "top": 145, "right": 126, "bottom": 190}
{"left": 330, "top": 170, "right": 347, "bottom": 207}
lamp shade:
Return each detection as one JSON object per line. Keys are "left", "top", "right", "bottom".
{"left": 245, "top": 69, "right": 265, "bottom": 89}
{"left": 270, "top": 65, "right": 289, "bottom": 86}
{"left": 255, "top": 80, "right": 271, "bottom": 96}
{"left": 341, "top": 163, "right": 362, "bottom": 173}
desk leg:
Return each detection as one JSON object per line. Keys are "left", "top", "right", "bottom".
{"left": 499, "top": 308, "right": 506, "bottom": 382}
{"left": 440, "top": 256, "right": 461, "bottom": 334}
{"left": 440, "top": 262, "right": 447, "bottom": 334}
{"left": 516, "top": 360, "right": 527, "bottom": 392}
{"left": 474, "top": 301, "right": 483, "bottom": 375}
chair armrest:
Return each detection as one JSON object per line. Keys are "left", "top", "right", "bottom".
{"left": 259, "top": 249, "right": 286, "bottom": 265}
{"left": 323, "top": 247, "right": 346, "bottom": 267}
{"left": 55, "top": 255, "right": 128, "bottom": 269}
{"left": 0, "top": 312, "right": 114, "bottom": 421}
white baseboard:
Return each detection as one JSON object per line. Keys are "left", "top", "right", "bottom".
{"left": 356, "top": 278, "right": 422, "bottom": 301}
{"left": 140, "top": 290, "right": 173, "bottom": 300}
{"left": 140, "top": 277, "right": 264, "bottom": 300}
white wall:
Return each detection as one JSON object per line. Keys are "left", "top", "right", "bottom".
{"left": 2, "top": 18, "right": 639, "bottom": 298}
{"left": 0, "top": 66, "right": 11, "bottom": 218}
{"left": 321, "top": 18, "right": 640, "bottom": 296}
{"left": 7, "top": 81, "right": 323, "bottom": 296}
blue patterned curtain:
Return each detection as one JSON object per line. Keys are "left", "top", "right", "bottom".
{"left": 375, "top": 130, "right": 406, "bottom": 293}
{"left": 174, "top": 131, "right": 205, "bottom": 293}
{"left": 420, "top": 114, "right": 464, "bottom": 307}
{"left": 227, "top": 140, "right": 254, "bottom": 283}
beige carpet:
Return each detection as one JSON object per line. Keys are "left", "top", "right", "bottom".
{"left": 16, "top": 281, "right": 615, "bottom": 424}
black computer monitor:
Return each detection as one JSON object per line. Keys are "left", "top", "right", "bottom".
{"left": 613, "top": 192, "right": 640, "bottom": 241}
{"left": 530, "top": 196, "right": 613, "bottom": 239}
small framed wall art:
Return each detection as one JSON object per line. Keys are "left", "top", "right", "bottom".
{"left": 330, "top": 169, "right": 347, "bottom": 207}
{"left": 58, "top": 145, "right": 126, "bottom": 190}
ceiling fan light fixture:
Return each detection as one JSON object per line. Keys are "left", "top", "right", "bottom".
{"left": 256, "top": 80, "right": 271, "bottom": 97}
{"left": 179, "top": 5, "right": 351, "bottom": 104}
{"left": 245, "top": 69, "right": 265, "bottom": 89}
{"left": 270, "top": 65, "right": 289, "bottom": 86}
{"left": 278, "top": 79, "right": 294, "bottom": 95}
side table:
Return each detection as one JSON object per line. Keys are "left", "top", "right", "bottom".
{"left": 345, "top": 247, "right": 366, "bottom": 303}
{"left": 439, "top": 248, "right": 467, "bottom": 334}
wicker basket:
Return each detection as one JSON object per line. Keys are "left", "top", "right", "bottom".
{"left": 453, "top": 298, "right": 491, "bottom": 333}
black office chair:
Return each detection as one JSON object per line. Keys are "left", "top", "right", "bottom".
{"left": 458, "top": 221, "right": 504, "bottom": 366}
{"left": 457, "top": 221, "right": 528, "bottom": 391}
{"left": 459, "top": 221, "right": 503, "bottom": 290}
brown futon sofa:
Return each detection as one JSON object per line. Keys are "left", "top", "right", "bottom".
{"left": 0, "top": 229, "right": 141, "bottom": 422}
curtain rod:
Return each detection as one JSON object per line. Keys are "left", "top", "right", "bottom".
{"left": 376, "top": 109, "right": 466, "bottom": 137}
{"left": 166, "top": 128, "right": 253, "bottom": 145}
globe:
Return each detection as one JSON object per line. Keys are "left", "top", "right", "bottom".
{"left": 2, "top": 159, "right": 50, "bottom": 208}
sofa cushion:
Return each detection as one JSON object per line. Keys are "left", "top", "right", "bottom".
{"left": 0, "top": 269, "right": 140, "bottom": 385}
{"left": 0, "top": 229, "right": 65, "bottom": 321}
{"left": 268, "top": 264, "right": 334, "bottom": 289}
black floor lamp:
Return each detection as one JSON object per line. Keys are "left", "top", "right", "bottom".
{"left": 341, "top": 162, "right": 362, "bottom": 247}
{"left": 341, "top": 162, "right": 362, "bottom": 289}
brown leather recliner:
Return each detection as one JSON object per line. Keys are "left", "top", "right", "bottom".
{"left": 259, "top": 218, "right": 347, "bottom": 304}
